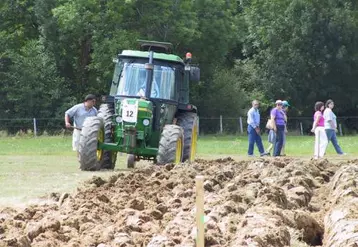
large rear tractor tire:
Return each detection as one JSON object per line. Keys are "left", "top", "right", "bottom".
{"left": 176, "top": 112, "right": 199, "bottom": 162}
{"left": 97, "top": 103, "right": 117, "bottom": 169}
{"left": 78, "top": 116, "right": 104, "bottom": 171}
{"left": 157, "top": 125, "right": 184, "bottom": 165}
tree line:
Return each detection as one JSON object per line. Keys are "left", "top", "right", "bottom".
{"left": 1, "top": 0, "right": 358, "bottom": 123}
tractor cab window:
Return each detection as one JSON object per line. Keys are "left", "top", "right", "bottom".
{"left": 116, "top": 62, "right": 176, "bottom": 100}
{"left": 110, "top": 62, "right": 123, "bottom": 96}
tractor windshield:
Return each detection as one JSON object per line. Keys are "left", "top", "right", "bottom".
{"left": 116, "top": 62, "right": 176, "bottom": 100}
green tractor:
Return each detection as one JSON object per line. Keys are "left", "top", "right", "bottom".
{"left": 78, "top": 40, "right": 200, "bottom": 170}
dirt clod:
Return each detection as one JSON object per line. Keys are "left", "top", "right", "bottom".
{"left": 155, "top": 203, "right": 168, "bottom": 214}
{"left": 87, "top": 176, "right": 106, "bottom": 187}
{"left": 203, "top": 180, "right": 214, "bottom": 192}
{"left": 42, "top": 218, "right": 61, "bottom": 231}
{"left": 127, "top": 198, "right": 145, "bottom": 211}
{"left": 150, "top": 209, "right": 163, "bottom": 220}
{"left": 26, "top": 222, "right": 43, "bottom": 241}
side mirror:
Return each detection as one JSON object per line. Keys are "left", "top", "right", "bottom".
{"left": 103, "top": 95, "right": 115, "bottom": 104}
{"left": 190, "top": 66, "right": 200, "bottom": 82}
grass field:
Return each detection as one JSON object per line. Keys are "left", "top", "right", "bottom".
{"left": 0, "top": 135, "right": 356, "bottom": 207}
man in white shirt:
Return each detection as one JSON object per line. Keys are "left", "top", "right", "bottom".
{"left": 247, "top": 100, "right": 269, "bottom": 157}
{"left": 65, "top": 94, "right": 98, "bottom": 157}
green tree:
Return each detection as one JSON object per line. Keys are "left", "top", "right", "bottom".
{"left": 1, "top": 0, "right": 358, "bottom": 128}
{"left": 125, "top": 0, "right": 198, "bottom": 47}
{"left": 2, "top": 40, "right": 71, "bottom": 118}
{"left": 239, "top": 0, "right": 358, "bottom": 115}
{"left": 0, "top": 0, "right": 39, "bottom": 51}
{"left": 198, "top": 67, "right": 249, "bottom": 116}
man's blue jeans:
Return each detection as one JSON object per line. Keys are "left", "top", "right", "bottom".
{"left": 325, "top": 129, "right": 343, "bottom": 154}
{"left": 248, "top": 125, "right": 265, "bottom": 155}
{"left": 274, "top": 125, "right": 285, "bottom": 156}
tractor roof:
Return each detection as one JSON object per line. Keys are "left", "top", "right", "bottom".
{"left": 137, "top": 40, "right": 173, "bottom": 53}
{"left": 120, "top": 50, "right": 184, "bottom": 64}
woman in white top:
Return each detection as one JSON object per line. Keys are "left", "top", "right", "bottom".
{"left": 323, "top": 99, "right": 345, "bottom": 155}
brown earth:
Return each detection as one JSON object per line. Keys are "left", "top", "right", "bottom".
{"left": 0, "top": 158, "right": 358, "bottom": 247}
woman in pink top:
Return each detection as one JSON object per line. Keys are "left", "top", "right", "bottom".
{"left": 311, "top": 101, "right": 328, "bottom": 159}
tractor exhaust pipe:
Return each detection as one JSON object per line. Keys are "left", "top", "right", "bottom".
{"left": 145, "top": 51, "right": 154, "bottom": 99}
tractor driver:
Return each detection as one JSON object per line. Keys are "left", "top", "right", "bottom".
{"left": 137, "top": 78, "right": 160, "bottom": 98}
{"left": 65, "top": 94, "right": 98, "bottom": 158}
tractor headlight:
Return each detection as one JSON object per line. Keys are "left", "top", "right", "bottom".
{"left": 143, "top": 119, "right": 150, "bottom": 126}
{"left": 115, "top": 116, "right": 123, "bottom": 123}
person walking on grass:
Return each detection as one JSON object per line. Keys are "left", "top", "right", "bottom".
{"left": 281, "top": 100, "right": 290, "bottom": 156}
{"left": 271, "top": 100, "right": 286, "bottom": 156}
{"left": 266, "top": 123, "right": 275, "bottom": 155}
{"left": 247, "top": 100, "right": 269, "bottom": 157}
{"left": 324, "top": 99, "right": 346, "bottom": 155}
{"left": 311, "top": 101, "right": 328, "bottom": 159}
{"left": 265, "top": 106, "right": 275, "bottom": 155}
{"left": 65, "top": 94, "right": 98, "bottom": 158}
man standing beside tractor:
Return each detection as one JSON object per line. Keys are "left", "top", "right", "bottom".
{"left": 65, "top": 94, "right": 98, "bottom": 158}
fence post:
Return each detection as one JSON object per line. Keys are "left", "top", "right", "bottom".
{"left": 195, "top": 175, "right": 205, "bottom": 247}
{"left": 339, "top": 123, "right": 343, "bottom": 136}
{"left": 220, "top": 115, "right": 223, "bottom": 134}
{"left": 33, "top": 118, "right": 37, "bottom": 137}
{"left": 198, "top": 118, "right": 200, "bottom": 136}
{"left": 300, "top": 122, "right": 303, "bottom": 136}
{"left": 239, "top": 117, "right": 243, "bottom": 134}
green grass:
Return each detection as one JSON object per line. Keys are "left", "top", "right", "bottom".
{"left": 198, "top": 135, "right": 357, "bottom": 159}
{"left": 0, "top": 136, "right": 72, "bottom": 155}
{"left": 0, "top": 135, "right": 356, "bottom": 206}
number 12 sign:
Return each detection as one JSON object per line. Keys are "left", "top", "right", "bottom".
{"left": 122, "top": 100, "right": 138, "bottom": 123}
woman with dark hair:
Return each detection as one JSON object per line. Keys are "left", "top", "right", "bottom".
{"left": 323, "top": 99, "right": 346, "bottom": 155}
{"left": 271, "top": 100, "right": 286, "bottom": 156}
{"left": 311, "top": 101, "right": 328, "bottom": 159}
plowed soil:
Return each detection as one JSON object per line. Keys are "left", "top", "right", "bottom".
{"left": 1, "top": 157, "right": 358, "bottom": 247}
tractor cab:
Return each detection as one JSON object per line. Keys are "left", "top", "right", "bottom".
{"left": 110, "top": 57, "right": 176, "bottom": 100}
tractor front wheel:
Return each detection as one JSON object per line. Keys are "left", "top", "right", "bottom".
{"left": 176, "top": 112, "right": 199, "bottom": 162}
{"left": 156, "top": 125, "right": 184, "bottom": 165}
{"left": 78, "top": 116, "right": 104, "bottom": 171}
